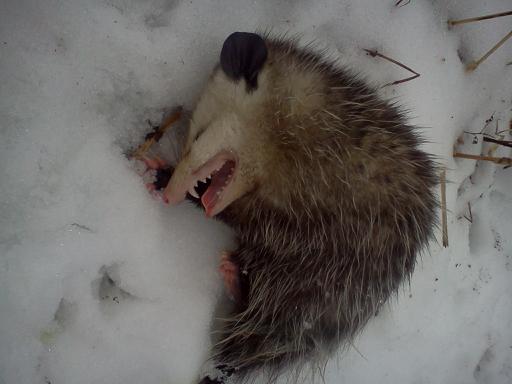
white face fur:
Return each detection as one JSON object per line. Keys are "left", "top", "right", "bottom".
{"left": 164, "top": 33, "right": 270, "bottom": 217}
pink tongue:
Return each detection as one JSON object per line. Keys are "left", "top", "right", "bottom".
{"left": 200, "top": 160, "right": 235, "bottom": 216}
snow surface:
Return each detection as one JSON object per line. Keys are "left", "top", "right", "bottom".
{"left": 1, "top": 0, "right": 511, "bottom": 383}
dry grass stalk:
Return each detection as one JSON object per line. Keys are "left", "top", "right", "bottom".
{"left": 364, "top": 49, "right": 420, "bottom": 86}
{"left": 466, "top": 30, "right": 512, "bottom": 72}
{"left": 131, "top": 107, "right": 183, "bottom": 159}
{"left": 440, "top": 169, "right": 448, "bottom": 247}
{"left": 453, "top": 152, "right": 512, "bottom": 166}
{"left": 447, "top": 10, "right": 512, "bottom": 27}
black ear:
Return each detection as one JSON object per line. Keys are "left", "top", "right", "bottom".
{"left": 220, "top": 32, "right": 268, "bottom": 91}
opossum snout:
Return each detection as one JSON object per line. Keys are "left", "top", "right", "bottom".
{"left": 164, "top": 150, "right": 240, "bottom": 217}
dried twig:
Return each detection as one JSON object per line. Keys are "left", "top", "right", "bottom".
{"left": 463, "top": 202, "right": 473, "bottom": 223}
{"left": 483, "top": 136, "right": 512, "bottom": 148}
{"left": 395, "top": 0, "right": 411, "bottom": 8}
{"left": 447, "top": 10, "right": 512, "bottom": 27}
{"left": 70, "top": 223, "right": 93, "bottom": 232}
{"left": 466, "top": 30, "right": 512, "bottom": 72}
{"left": 492, "top": 120, "right": 512, "bottom": 136}
{"left": 453, "top": 152, "right": 512, "bottom": 166}
{"left": 130, "top": 107, "right": 183, "bottom": 159}
{"left": 462, "top": 132, "right": 512, "bottom": 148}
{"left": 364, "top": 49, "right": 420, "bottom": 86}
{"left": 440, "top": 169, "right": 448, "bottom": 247}
{"left": 463, "top": 113, "right": 496, "bottom": 136}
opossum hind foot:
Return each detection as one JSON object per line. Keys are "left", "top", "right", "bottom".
{"left": 219, "top": 251, "right": 241, "bottom": 303}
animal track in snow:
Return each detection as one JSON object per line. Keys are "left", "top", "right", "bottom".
{"left": 474, "top": 345, "right": 495, "bottom": 383}
{"left": 93, "top": 264, "right": 138, "bottom": 315}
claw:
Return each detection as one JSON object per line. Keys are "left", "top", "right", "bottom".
{"left": 153, "top": 168, "right": 173, "bottom": 191}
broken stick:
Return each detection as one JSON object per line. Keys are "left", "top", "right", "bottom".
{"left": 466, "top": 30, "right": 512, "bottom": 72}
{"left": 453, "top": 152, "right": 512, "bottom": 166}
{"left": 130, "top": 107, "right": 183, "bottom": 160}
{"left": 447, "top": 11, "right": 512, "bottom": 27}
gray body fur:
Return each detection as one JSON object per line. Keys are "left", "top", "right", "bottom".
{"left": 168, "top": 34, "right": 438, "bottom": 382}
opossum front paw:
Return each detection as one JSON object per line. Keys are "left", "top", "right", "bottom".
{"left": 219, "top": 251, "right": 241, "bottom": 303}
{"left": 141, "top": 156, "right": 173, "bottom": 203}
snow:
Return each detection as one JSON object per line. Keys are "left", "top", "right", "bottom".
{"left": 0, "top": 0, "right": 511, "bottom": 383}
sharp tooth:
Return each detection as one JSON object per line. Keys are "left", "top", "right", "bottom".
{"left": 194, "top": 180, "right": 199, "bottom": 187}
{"left": 189, "top": 187, "right": 199, "bottom": 198}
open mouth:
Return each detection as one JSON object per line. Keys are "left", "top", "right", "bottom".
{"left": 190, "top": 158, "right": 236, "bottom": 214}
{"left": 168, "top": 150, "right": 237, "bottom": 217}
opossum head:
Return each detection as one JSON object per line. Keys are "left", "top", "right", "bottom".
{"left": 165, "top": 32, "right": 271, "bottom": 217}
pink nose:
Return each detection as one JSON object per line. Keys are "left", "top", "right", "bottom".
{"left": 163, "top": 180, "right": 187, "bottom": 205}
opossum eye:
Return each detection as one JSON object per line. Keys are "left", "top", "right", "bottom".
{"left": 220, "top": 32, "right": 267, "bottom": 92}
{"left": 192, "top": 127, "right": 205, "bottom": 142}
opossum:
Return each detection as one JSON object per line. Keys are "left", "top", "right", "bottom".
{"left": 153, "top": 32, "right": 438, "bottom": 383}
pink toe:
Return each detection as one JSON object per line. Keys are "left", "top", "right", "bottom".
{"left": 143, "top": 156, "right": 166, "bottom": 170}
